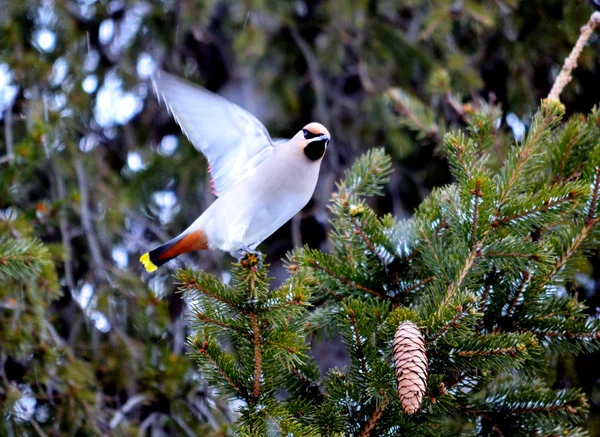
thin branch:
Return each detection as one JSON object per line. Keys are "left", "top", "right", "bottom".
{"left": 75, "top": 158, "right": 105, "bottom": 282}
{"left": 530, "top": 329, "right": 599, "bottom": 339}
{"left": 52, "top": 161, "right": 76, "bottom": 292}
{"left": 350, "top": 216, "right": 379, "bottom": 256}
{"left": 184, "top": 281, "right": 240, "bottom": 309}
{"left": 386, "top": 89, "right": 442, "bottom": 143}
{"left": 547, "top": 12, "right": 600, "bottom": 101}
{"left": 430, "top": 306, "right": 464, "bottom": 343}
{"left": 483, "top": 252, "right": 539, "bottom": 260}
{"left": 439, "top": 250, "right": 477, "bottom": 312}
{"left": 109, "top": 394, "right": 150, "bottom": 429}
{"left": 492, "top": 195, "right": 574, "bottom": 226}
{"left": 249, "top": 311, "right": 262, "bottom": 400}
{"left": 289, "top": 367, "right": 325, "bottom": 397}
{"left": 172, "top": 414, "right": 198, "bottom": 437}
{"left": 347, "top": 308, "right": 369, "bottom": 377}
{"left": 401, "top": 276, "right": 435, "bottom": 295}
{"left": 457, "top": 346, "right": 519, "bottom": 357}
{"left": 587, "top": 167, "right": 600, "bottom": 222}
{"left": 507, "top": 271, "right": 529, "bottom": 318}
{"left": 201, "top": 350, "right": 246, "bottom": 399}
{"left": 306, "top": 258, "right": 386, "bottom": 299}
{"left": 195, "top": 313, "right": 247, "bottom": 336}
{"left": 30, "top": 417, "right": 49, "bottom": 437}
{"left": 548, "top": 218, "right": 599, "bottom": 280}
{"left": 359, "top": 399, "right": 389, "bottom": 437}
{"left": 2, "top": 102, "right": 14, "bottom": 165}
{"left": 498, "top": 116, "right": 557, "bottom": 207}
{"left": 470, "top": 180, "right": 482, "bottom": 249}
{"left": 475, "top": 279, "right": 493, "bottom": 335}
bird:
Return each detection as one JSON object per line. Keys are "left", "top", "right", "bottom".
{"left": 139, "top": 70, "right": 330, "bottom": 272}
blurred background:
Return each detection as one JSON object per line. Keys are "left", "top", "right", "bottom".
{"left": 1, "top": 0, "right": 600, "bottom": 435}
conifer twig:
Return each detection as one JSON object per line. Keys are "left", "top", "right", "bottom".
{"left": 196, "top": 313, "right": 246, "bottom": 335}
{"left": 440, "top": 250, "right": 477, "bottom": 311}
{"left": 306, "top": 258, "right": 386, "bottom": 299}
{"left": 475, "top": 279, "right": 493, "bottom": 335}
{"left": 359, "top": 399, "right": 389, "bottom": 437}
{"left": 347, "top": 307, "right": 369, "bottom": 376}
{"left": 587, "top": 167, "right": 600, "bottom": 222}
{"left": 547, "top": 214, "right": 600, "bottom": 282}
{"left": 507, "top": 271, "right": 529, "bottom": 318}
{"left": 547, "top": 12, "right": 600, "bottom": 102}
{"left": 350, "top": 216, "right": 379, "bottom": 257}
{"left": 430, "top": 306, "right": 464, "bottom": 343}
{"left": 456, "top": 346, "right": 519, "bottom": 357}
{"left": 492, "top": 194, "right": 574, "bottom": 226}
{"left": 470, "top": 180, "right": 482, "bottom": 249}
{"left": 201, "top": 351, "right": 247, "bottom": 399}
{"left": 249, "top": 311, "right": 262, "bottom": 400}
{"left": 402, "top": 276, "right": 435, "bottom": 295}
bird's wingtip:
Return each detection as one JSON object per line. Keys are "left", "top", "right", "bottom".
{"left": 140, "top": 252, "right": 158, "bottom": 272}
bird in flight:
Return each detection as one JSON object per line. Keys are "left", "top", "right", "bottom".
{"left": 140, "top": 70, "right": 330, "bottom": 272}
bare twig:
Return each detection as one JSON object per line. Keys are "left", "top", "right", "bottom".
{"left": 547, "top": 12, "right": 600, "bottom": 101}
{"left": 30, "top": 417, "right": 49, "bottom": 437}
{"left": 75, "top": 158, "right": 105, "bottom": 282}
{"left": 109, "top": 394, "right": 150, "bottom": 429}
{"left": 52, "top": 161, "right": 76, "bottom": 292}
{"left": 2, "top": 102, "right": 14, "bottom": 164}
{"left": 289, "top": 27, "right": 329, "bottom": 125}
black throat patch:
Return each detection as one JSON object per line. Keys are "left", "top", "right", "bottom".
{"left": 304, "top": 139, "right": 328, "bottom": 161}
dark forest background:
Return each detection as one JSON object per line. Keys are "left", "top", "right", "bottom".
{"left": 1, "top": 0, "right": 600, "bottom": 435}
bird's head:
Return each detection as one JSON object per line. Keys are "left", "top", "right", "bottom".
{"left": 298, "top": 122, "right": 330, "bottom": 161}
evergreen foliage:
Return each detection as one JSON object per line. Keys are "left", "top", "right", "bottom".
{"left": 1, "top": 0, "right": 600, "bottom": 435}
{"left": 182, "top": 100, "right": 600, "bottom": 435}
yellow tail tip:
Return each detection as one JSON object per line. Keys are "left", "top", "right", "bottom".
{"left": 140, "top": 252, "right": 158, "bottom": 272}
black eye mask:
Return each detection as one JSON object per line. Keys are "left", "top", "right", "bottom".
{"left": 304, "top": 139, "right": 329, "bottom": 161}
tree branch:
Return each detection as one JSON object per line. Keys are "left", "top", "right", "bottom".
{"left": 359, "top": 399, "right": 389, "bottom": 437}
{"left": 547, "top": 12, "right": 600, "bottom": 101}
{"left": 52, "top": 161, "right": 76, "bottom": 292}
{"left": 430, "top": 306, "right": 464, "bottom": 343}
{"left": 75, "top": 158, "right": 105, "bottom": 282}
{"left": 476, "top": 278, "right": 493, "bottom": 335}
{"left": 250, "top": 311, "right": 262, "bottom": 400}
{"left": 306, "top": 258, "right": 386, "bottom": 300}
{"left": 507, "top": 271, "right": 529, "bottom": 318}
{"left": 1, "top": 102, "right": 14, "bottom": 165}
{"left": 195, "top": 313, "right": 247, "bottom": 336}
{"left": 492, "top": 195, "right": 574, "bottom": 227}
{"left": 200, "top": 348, "right": 247, "bottom": 399}
{"left": 347, "top": 307, "right": 369, "bottom": 377}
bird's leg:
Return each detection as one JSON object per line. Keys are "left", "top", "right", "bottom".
{"left": 236, "top": 244, "right": 263, "bottom": 270}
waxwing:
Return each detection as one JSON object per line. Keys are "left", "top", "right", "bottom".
{"left": 140, "top": 70, "right": 330, "bottom": 271}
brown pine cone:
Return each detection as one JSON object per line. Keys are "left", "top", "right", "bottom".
{"left": 392, "top": 321, "right": 428, "bottom": 414}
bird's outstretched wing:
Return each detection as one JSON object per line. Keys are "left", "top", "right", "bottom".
{"left": 151, "top": 70, "right": 275, "bottom": 196}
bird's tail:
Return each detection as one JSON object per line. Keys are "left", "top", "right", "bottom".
{"left": 139, "top": 229, "right": 209, "bottom": 272}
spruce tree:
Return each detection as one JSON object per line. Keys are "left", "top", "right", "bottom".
{"left": 180, "top": 98, "right": 600, "bottom": 435}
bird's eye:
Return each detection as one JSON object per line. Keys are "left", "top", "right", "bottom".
{"left": 302, "top": 129, "right": 320, "bottom": 140}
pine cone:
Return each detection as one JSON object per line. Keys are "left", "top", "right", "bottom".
{"left": 392, "top": 321, "right": 428, "bottom": 414}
